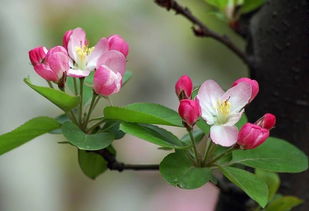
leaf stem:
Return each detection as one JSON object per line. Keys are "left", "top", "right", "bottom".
{"left": 203, "top": 135, "right": 212, "bottom": 164}
{"left": 73, "top": 78, "right": 78, "bottom": 95}
{"left": 207, "top": 146, "right": 235, "bottom": 166}
{"left": 79, "top": 78, "right": 85, "bottom": 126}
{"left": 83, "top": 92, "right": 98, "bottom": 129}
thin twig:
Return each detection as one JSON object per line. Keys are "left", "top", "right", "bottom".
{"left": 154, "top": 0, "right": 251, "bottom": 67}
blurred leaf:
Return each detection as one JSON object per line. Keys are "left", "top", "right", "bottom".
{"left": 78, "top": 150, "right": 107, "bottom": 179}
{"left": 255, "top": 169, "right": 280, "bottom": 201}
{"left": 191, "top": 86, "right": 200, "bottom": 98}
{"left": 232, "top": 137, "right": 308, "bottom": 173}
{"left": 160, "top": 151, "right": 212, "bottom": 189}
{"left": 235, "top": 114, "right": 248, "bottom": 129}
{"left": 101, "top": 120, "right": 125, "bottom": 140}
{"left": 67, "top": 73, "right": 94, "bottom": 105}
{"left": 24, "top": 78, "right": 80, "bottom": 111}
{"left": 62, "top": 122, "right": 114, "bottom": 150}
{"left": 241, "top": 0, "right": 265, "bottom": 14}
{"left": 49, "top": 114, "right": 71, "bottom": 134}
{"left": 180, "top": 129, "right": 205, "bottom": 146}
{"left": 205, "top": 0, "right": 229, "bottom": 10}
{"left": 220, "top": 166, "right": 268, "bottom": 207}
{"left": 104, "top": 103, "right": 182, "bottom": 127}
{"left": 120, "top": 122, "right": 187, "bottom": 149}
{"left": 265, "top": 196, "right": 303, "bottom": 211}
{"left": 122, "top": 71, "right": 133, "bottom": 86}
{"left": 0, "top": 117, "right": 60, "bottom": 155}
{"left": 196, "top": 118, "right": 210, "bottom": 134}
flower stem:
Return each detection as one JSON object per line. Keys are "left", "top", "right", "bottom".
{"left": 203, "top": 136, "right": 212, "bottom": 164}
{"left": 188, "top": 129, "right": 201, "bottom": 166}
{"left": 83, "top": 92, "right": 98, "bottom": 129}
{"left": 79, "top": 78, "right": 85, "bottom": 126}
{"left": 73, "top": 78, "right": 78, "bottom": 95}
{"left": 46, "top": 80, "right": 54, "bottom": 88}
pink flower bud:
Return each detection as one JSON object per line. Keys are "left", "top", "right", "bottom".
{"left": 237, "top": 123, "right": 269, "bottom": 149}
{"left": 233, "top": 77, "right": 259, "bottom": 102}
{"left": 175, "top": 75, "right": 193, "bottom": 100}
{"left": 178, "top": 98, "right": 201, "bottom": 126}
{"left": 255, "top": 113, "right": 276, "bottom": 130}
{"left": 28, "top": 46, "right": 48, "bottom": 66}
{"left": 107, "top": 34, "right": 129, "bottom": 57}
{"left": 63, "top": 29, "right": 73, "bottom": 50}
{"left": 93, "top": 65, "right": 122, "bottom": 96}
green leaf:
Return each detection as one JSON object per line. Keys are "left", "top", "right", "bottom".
{"left": 160, "top": 151, "right": 212, "bottom": 189}
{"left": 0, "top": 117, "right": 60, "bottom": 155}
{"left": 205, "top": 0, "right": 228, "bottom": 10}
{"left": 78, "top": 150, "right": 107, "bottom": 179}
{"left": 196, "top": 118, "right": 210, "bottom": 134}
{"left": 120, "top": 122, "right": 187, "bottom": 149}
{"left": 265, "top": 196, "right": 303, "bottom": 211}
{"left": 62, "top": 122, "right": 114, "bottom": 150}
{"left": 232, "top": 137, "right": 308, "bottom": 173}
{"left": 191, "top": 86, "right": 200, "bottom": 98}
{"left": 66, "top": 74, "right": 93, "bottom": 105}
{"left": 122, "top": 71, "right": 133, "bottom": 86}
{"left": 49, "top": 114, "right": 71, "bottom": 134}
{"left": 180, "top": 129, "right": 205, "bottom": 146}
{"left": 101, "top": 120, "right": 125, "bottom": 140}
{"left": 241, "top": 0, "right": 265, "bottom": 14}
{"left": 220, "top": 166, "right": 268, "bottom": 207}
{"left": 235, "top": 114, "right": 248, "bottom": 129}
{"left": 104, "top": 103, "right": 182, "bottom": 127}
{"left": 255, "top": 169, "right": 280, "bottom": 201}
{"left": 24, "top": 78, "right": 80, "bottom": 111}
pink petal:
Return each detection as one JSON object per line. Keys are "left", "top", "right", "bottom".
{"left": 47, "top": 52, "right": 69, "bottom": 79}
{"left": 221, "top": 82, "right": 252, "bottom": 113}
{"left": 107, "top": 34, "right": 129, "bottom": 57}
{"left": 210, "top": 125, "right": 238, "bottom": 147}
{"left": 63, "top": 29, "right": 73, "bottom": 50}
{"left": 34, "top": 64, "right": 59, "bottom": 82}
{"left": 197, "top": 80, "right": 225, "bottom": 124}
{"left": 97, "top": 50, "right": 126, "bottom": 76}
{"left": 93, "top": 65, "right": 122, "bottom": 96}
{"left": 87, "top": 38, "right": 109, "bottom": 70}
{"left": 67, "top": 69, "right": 90, "bottom": 78}
{"left": 28, "top": 46, "right": 48, "bottom": 66}
{"left": 67, "top": 28, "right": 87, "bottom": 61}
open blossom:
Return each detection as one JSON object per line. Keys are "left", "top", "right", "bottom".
{"left": 237, "top": 123, "right": 270, "bottom": 149}
{"left": 29, "top": 46, "right": 69, "bottom": 82}
{"left": 63, "top": 27, "right": 126, "bottom": 78}
{"left": 233, "top": 77, "right": 259, "bottom": 102}
{"left": 178, "top": 99, "right": 201, "bottom": 126}
{"left": 175, "top": 75, "right": 193, "bottom": 100}
{"left": 197, "top": 80, "right": 252, "bottom": 147}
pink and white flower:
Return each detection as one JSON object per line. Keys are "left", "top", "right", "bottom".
{"left": 237, "top": 123, "right": 270, "bottom": 149}
{"left": 29, "top": 46, "right": 69, "bottom": 82}
{"left": 197, "top": 80, "right": 252, "bottom": 147}
{"left": 178, "top": 98, "right": 201, "bottom": 126}
{"left": 63, "top": 27, "right": 126, "bottom": 78}
{"left": 232, "top": 77, "right": 259, "bottom": 102}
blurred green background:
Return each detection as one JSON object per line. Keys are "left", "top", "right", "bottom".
{"left": 0, "top": 0, "right": 247, "bottom": 210}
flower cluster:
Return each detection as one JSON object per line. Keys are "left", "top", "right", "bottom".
{"left": 176, "top": 76, "right": 276, "bottom": 149}
{"left": 28, "top": 27, "right": 129, "bottom": 96}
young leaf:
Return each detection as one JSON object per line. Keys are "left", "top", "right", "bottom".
{"left": 120, "top": 122, "right": 187, "bottom": 149}
{"left": 0, "top": 117, "right": 60, "bottom": 155}
{"left": 265, "top": 196, "right": 303, "bottom": 211}
{"left": 160, "top": 151, "right": 212, "bottom": 189}
{"left": 24, "top": 78, "right": 80, "bottom": 111}
{"left": 232, "top": 137, "right": 308, "bottom": 173}
{"left": 255, "top": 169, "right": 280, "bottom": 201}
{"left": 220, "top": 166, "right": 268, "bottom": 207}
{"left": 122, "top": 71, "right": 133, "bottom": 86}
{"left": 78, "top": 150, "right": 107, "bottom": 179}
{"left": 62, "top": 122, "right": 114, "bottom": 150}
{"left": 104, "top": 103, "right": 182, "bottom": 127}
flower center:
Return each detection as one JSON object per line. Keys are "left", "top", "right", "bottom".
{"left": 216, "top": 99, "right": 231, "bottom": 124}
{"left": 75, "top": 45, "right": 94, "bottom": 69}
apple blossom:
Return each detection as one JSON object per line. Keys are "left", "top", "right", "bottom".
{"left": 175, "top": 75, "right": 193, "bottom": 100}
{"left": 237, "top": 123, "right": 270, "bottom": 149}
{"left": 107, "top": 34, "right": 129, "bottom": 57}
{"left": 233, "top": 77, "right": 259, "bottom": 102}
{"left": 63, "top": 27, "right": 126, "bottom": 78}
{"left": 197, "top": 80, "right": 252, "bottom": 146}
{"left": 29, "top": 46, "right": 69, "bottom": 82}
{"left": 178, "top": 98, "right": 201, "bottom": 127}
{"left": 255, "top": 113, "right": 276, "bottom": 130}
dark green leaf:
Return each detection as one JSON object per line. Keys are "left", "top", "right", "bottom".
{"left": 180, "top": 129, "right": 205, "bottom": 146}
{"left": 160, "top": 151, "right": 212, "bottom": 189}
{"left": 241, "top": 0, "right": 265, "bottom": 14}
{"left": 220, "top": 166, "right": 268, "bottom": 207}
{"left": 255, "top": 169, "right": 280, "bottom": 201}
{"left": 232, "top": 137, "right": 308, "bottom": 173}
{"left": 101, "top": 120, "right": 125, "bottom": 140}
{"left": 265, "top": 196, "right": 303, "bottom": 211}
{"left": 49, "top": 114, "right": 71, "bottom": 134}
{"left": 104, "top": 103, "right": 182, "bottom": 127}
{"left": 196, "top": 119, "right": 210, "bottom": 134}
{"left": 78, "top": 150, "right": 107, "bottom": 179}
{"left": 204, "top": 0, "right": 229, "bottom": 10}
{"left": 120, "top": 122, "right": 187, "bottom": 149}
{"left": 62, "top": 122, "right": 114, "bottom": 150}
{"left": 24, "top": 78, "right": 80, "bottom": 111}
{"left": 0, "top": 117, "right": 60, "bottom": 155}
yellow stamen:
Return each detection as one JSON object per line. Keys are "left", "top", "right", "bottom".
{"left": 216, "top": 100, "right": 231, "bottom": 124}
{"left": 75, "top": 45, "right": 94, "bottom": 69}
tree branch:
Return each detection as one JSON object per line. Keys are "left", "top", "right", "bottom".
{"left": 96, "top": 149, "right": 159, "bottom": 172}
{"left": 154, "top": 0, "right": 251, "bottom": 67}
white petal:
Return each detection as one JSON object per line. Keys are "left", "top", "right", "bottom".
{"left": 67, "top": 69, "right": 90, "bottom": 78}
{"left": 210, "top": 125, "right": 238, "bottom": 147}
{"left": 87, "top": 38, "right": 109, "bottom": 70}
{"left": 221, "top": 82, "right": 251, "bottom": 113}
{"left": 67, "top": 28, "right": 87, "bottom": 62}
{"left": 225, "top": 110, "right": 244, "bottom": 126}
